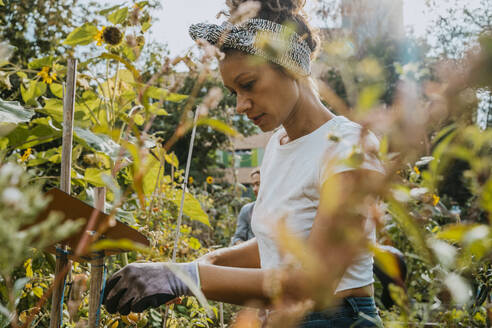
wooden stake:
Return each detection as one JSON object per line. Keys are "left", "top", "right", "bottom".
{"left": 50, "top": 57, "right": 77, "bottom": 328}
{"left": 89, "top": 187, "right": 106, "bottom": 328}
{"left": 60, "top": 58, "right": 77, "bottom": 194}
{"left": 219, "top": 302, "right": 224, "bottom": 328}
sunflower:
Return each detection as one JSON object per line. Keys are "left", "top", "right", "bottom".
{"left": 94, "top": 26, "right": 106, "bottom": 46}
{"left": 432, "top": 194, "right": 440, "bottom": 207}
{"left": 206, "top": 176, "right": 214, "bottom": 184}
{"left": 20, "top": 148, "right": 32, "bottom": 162}
{"left": 37, "top": 67, "right": 57, "bottom": 84}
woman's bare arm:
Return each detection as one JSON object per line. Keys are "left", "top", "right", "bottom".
{"left": 197, "top": 263, "right": 270, "bottom": 306}
{"left": 198, "top": 238, "right": 260, "bottom": 268}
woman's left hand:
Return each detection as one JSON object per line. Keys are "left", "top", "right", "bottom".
{"left": 103, "top": 262, "right": 199, "bottom": 314}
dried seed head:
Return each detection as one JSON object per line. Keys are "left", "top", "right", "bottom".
{"left": 103, "top": 26, "right": 123, "bottom": 46}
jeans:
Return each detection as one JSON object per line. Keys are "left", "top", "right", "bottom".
{"left": 299, "top": 297, "right": 383, "bottom": 328}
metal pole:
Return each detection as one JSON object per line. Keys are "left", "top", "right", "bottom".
{"left": 164, "top": 108, "right": 199, "bottom": 327}
{"left": 50, "top": 57, "right": 77, "bottom": 328}
{"left": 172, "top": 108, "right": 199, "bottom": 262}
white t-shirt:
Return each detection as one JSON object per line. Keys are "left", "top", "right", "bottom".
{"left": 251, "top": 116, "right": 385, "bottom": 293}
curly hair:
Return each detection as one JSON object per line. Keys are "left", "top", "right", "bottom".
{"left": 225, "top": 0, "right": 319, "bottom": 57}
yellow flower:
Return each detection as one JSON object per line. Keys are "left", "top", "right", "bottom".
{"left": 94, "top": 26, "right": 106, "bottom": 46}
{"left": 413, "top": 166, "right": 420, "bottom": 175}
{"left": 20, "top": 148, "right": 32, "bottom": 162}
{"left": 188, "top": 176, "right": 194, "bottom": 184}
{"left": 206, "top": 176, "right": 214, "bottom": 184}
{"left": 36, "top": 66, "right": 56, "bottom": 84}
{"left": 432, "top": 194, "right": 440, "bottom": 206}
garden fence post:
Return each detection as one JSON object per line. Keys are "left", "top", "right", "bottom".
{"left": 88, "top": 187, "right": 106, "bottom": 328}
{"left": 49, "top": 57, "right": 77, "bottom": 328}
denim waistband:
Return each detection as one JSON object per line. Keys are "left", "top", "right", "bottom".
{"left": 300, "top": 297, "right": 381, "bottom": 327}
{"left": 319, "top": 296, "right": 377, "bottom": 316}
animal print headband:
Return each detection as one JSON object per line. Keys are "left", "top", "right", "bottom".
{"left": 189, "top": 18, "right": 312, "bottom": 76}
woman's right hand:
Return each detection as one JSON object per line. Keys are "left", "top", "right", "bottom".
{"left": 198, "top": 238, "right": 260, "bottom": 268}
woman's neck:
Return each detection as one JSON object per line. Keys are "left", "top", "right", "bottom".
{"left": 281, "top": 85, "right": 335, "bottom": 144}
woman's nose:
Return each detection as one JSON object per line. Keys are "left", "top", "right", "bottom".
{"left": 236, "top": 94, "right": 252, "bottom": 114}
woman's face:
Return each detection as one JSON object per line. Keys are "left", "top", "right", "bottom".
{"left": 219, "top": 51, "right": 299, "bottom": 132}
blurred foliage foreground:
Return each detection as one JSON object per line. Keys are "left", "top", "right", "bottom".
{"left": 0, "top": 1, "right": 491, "bottom": 327}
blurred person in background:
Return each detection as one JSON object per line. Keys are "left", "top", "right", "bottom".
{"left": 231, "top": 168, "right": 260, "bottom": 246}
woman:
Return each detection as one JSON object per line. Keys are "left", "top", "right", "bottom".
{"left": 103, "top": 1, "right": 384, "bottom": 326}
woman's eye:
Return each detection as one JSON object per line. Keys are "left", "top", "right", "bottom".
{"left": 241, "top": 81, "right": 255, "bottom": 90}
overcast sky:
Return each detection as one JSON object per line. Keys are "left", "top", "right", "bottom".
{"left": 146, "top": 0, "right": 466, "bottom": 57}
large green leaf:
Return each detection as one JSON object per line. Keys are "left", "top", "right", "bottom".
{"left": 99, "top": 4, "right": 121, "bottom": 15}
{"left": 172, "top": 190, "right": 210, "bottom": 227}
{"left": 28, "top": 56, "right": 54, "bottom": 69}
{"left": 164, "top": 152, "right": 179, "bottom": 168}
{"left": 481, "top": 178, "right": 492, "bottom": 213}
{"left": 84, "top": 167, "right": 111, "bottom": 187}
{"left": 63, "top": 23, "right": 99, "bottom": 46}
{"left": 21, "top": 80, "right": 46, "bottom": 105}
{"left": 0, "top": 99, "right": 34, "bottom": 136}
{"left": 74, "top": 127, "right": 121, "bottom": 161}
{"left": 91, "top": 238, "right": 150, "bottom": 254}
{"left": 107, "top": 7, "right": 128, "bottom": 25}
{"left": 41, "top": 98, "right": 86, "bottom": 123}
{"left": 143, "top": 156, "right": 161, "bottom": 197}
{"left": 49, "top": 83, "right": 64, "bottom": 98}
{"left": 130, "top": 83, "right": 188, "bottom": 102}
{"left": 6, "top": 123, "right": 61, "bottom": 149}
{"left": 196, "top": 118, "right": 239, "bottom": 136}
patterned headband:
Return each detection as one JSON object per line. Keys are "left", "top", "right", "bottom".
{"left": 188, "top": 18, "right": 312, "bottom": 76}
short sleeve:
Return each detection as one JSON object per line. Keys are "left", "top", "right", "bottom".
{"left": 319, "top": 124, "right": 385, "bottom": 188}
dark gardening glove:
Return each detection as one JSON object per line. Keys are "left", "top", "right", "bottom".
{"left": 103, "top": 261, "right": 200, "bottom": 314}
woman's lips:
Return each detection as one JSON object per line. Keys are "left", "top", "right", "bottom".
{"left": 251, "top": 113, "right": 265, "bottom": 125}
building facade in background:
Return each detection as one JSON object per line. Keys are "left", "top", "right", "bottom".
{"left": 216, "top": 132, "right": 272, "bottom": 185}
